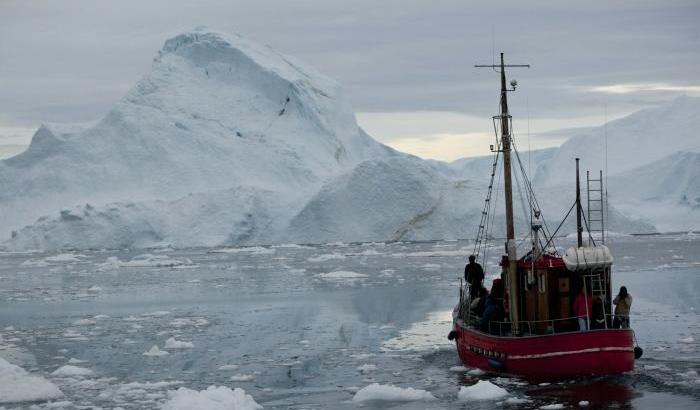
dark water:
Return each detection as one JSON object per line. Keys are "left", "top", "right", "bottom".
{"left": 0, "top": 234, "right": 698, "bottom": 409}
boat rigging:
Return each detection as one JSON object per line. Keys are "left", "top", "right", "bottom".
{"left": 449, "top": 53, "right": 641, "bottom": 379}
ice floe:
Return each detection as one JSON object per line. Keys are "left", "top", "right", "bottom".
{"left": 316, "top": 271, "right": 367, "bottom": 280}
{"left": 161, "top": 386, "right": 262, "bottom": 410}
{"left": 352, "top": 383, "right": 436, "bottom": 403}
{"left": 230, "top": 373, "right": 255, "bottom": 382}
{"left": 164, "top": 337, "right": 194, "bottom": 349}
{"left": 307, "top": 253, "right": 346, "bottom": 262}
{"left": 0, "top": 357, "right": 63, "bottom": 403}
{"left": 51, "top": 365, "right": 93, "bottom": 377}
{"left": 143, "top": 345, "right": 169, "bottom": 357}
{"left": 457, "top": 380, "right": 509, "bottom": 401}
{"left": 540, "top": 404, "right": 565, "bottom": 410}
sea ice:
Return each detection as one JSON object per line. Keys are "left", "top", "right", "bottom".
{"left": 143, "top": 345, "right": 169, "bottom": 357}
{"left": 51, "top": 365, "right": 93, "bottom": 377}
{"left": 307, "top": 253, "right": 346, "bottom": 262}
{"left": 316, "top": 271, "right": 367, "bottom": 280}
{"left": 678, "top": 336, "right": 695, "bottom": 343}
{"left": 161, "top": 386, "right": 262, "bottom": 410}
{"left": 457, "top": 380, "right": 509, "bottom": 401}
{"left": 230, "top": 374, "right": 255, "bottom": 382}
{"left": 73, "top": 318, "right": 97, "bottom": 326}
{"left": 540, "top": 404, "right": 565, "bottom": 409}
{"left": 579, "top": 401, "right": 590, "bottom": 407}
{"left": 449, "top": 365, "right": 468, "bottom": 372}
{"left": 352, "top": 383, "right": 436, "bottom": 402}
{"left": 164, "top": 337, "right": 194, "bottom": 349}
{"left": 0, "top": 357, "right": 63, "bottom": 403}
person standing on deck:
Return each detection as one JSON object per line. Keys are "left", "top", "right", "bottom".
{"left": 573, "top": 288, "right": 593, "bottom": 331}
{"left": 464, "top": 255, "right": 484, "bottom": 299}
{"left": 613, "top": 286, "right": 633, "bottom": 328}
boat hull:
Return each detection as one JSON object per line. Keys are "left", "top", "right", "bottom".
{"left": 454, "top": 320, "right": 634, "bottom": 379}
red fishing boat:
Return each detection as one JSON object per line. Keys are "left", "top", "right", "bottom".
{"left": 449, "top": 53, "right": 641, "bottom": 379}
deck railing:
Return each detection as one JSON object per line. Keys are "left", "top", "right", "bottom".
{"left": 457, "top": 283, "right": 629, "bottom": 336}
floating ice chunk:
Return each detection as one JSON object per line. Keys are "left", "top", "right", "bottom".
{"left": 457, "top": 380, "right": 509, "bottom": 401}
{"left": 506, "top": 397, "right": 531, "bottom": 404}
{"left": 20, "top": 259, "right": 49, "bottom": 267}
{"left": 161, "top": 386, "right": 262, "bottom": 410}
{"left": 218, "top": 364, "right": 238, "bottom": 370}
{"left": 45, "top": 253, "right": 85, "bottom": 263}
{"left": 468, "top": 368, "right": 486, "bottom": 376}
{"left": 540, "top": 404, "right": 565, "bottom": 409}
{"left": 51, "top": 365, "right": 93, "bottom": 377}
{"left": 357, "top": 364, "right": 377, "bottom": 374}
{"left": 164, "top": 337, "right": 194, "bottom": 349}
{"left": 119, "top": 254, "right": 190, "bottom": 268}
{"left": 93, "top": 314, "right": 110, "bottom": 320}
{"left": 679, "top": 336, "right": 695, "bottom": 343}
{"left": 142, "top": 311, "right": 172, "bottom": 317}
{"left": 230, "top": 374, "right": 255, "bottom": 382}
{"left": 0, "top": 357, "right": 63, "bottom": 403}
{"left": 87, "top": 286, "right": 102, "bottom": 292}
{"left": 316, "top": 271, "right": 367, "bottom": 280}
{"left": 67, "top": 358, "right": 87, "bottom": 364}
{"left": 143, "top": 345, "right": 169, "bottom": 357}
{"left": 307, "top": 253, "right": 346, "bottom": 262}
{"left": 579, "top": 401, "right": 590, "bottom": 407}
{"left": 170, "top": 317, "right": 209, "bottom": 328}
{"left": 73, "top": 318, "right": 97, "bottom": 326}
{"left": 352, "top": 383, "right": 436, "bottom": 403}
{"left": 449, "top": 366, "right": 468, "bottom": 372}
{"left": 211, "top": 246, "right": 274, "bottom": 255}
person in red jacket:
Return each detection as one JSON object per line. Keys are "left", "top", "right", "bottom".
{"left": 573, "top": 288, "right": 593, "bottom": 331}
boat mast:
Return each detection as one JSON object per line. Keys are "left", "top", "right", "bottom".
{"left": 575, "top": 158, "right": 583, "bottom": 247}
{"left": 476, "top": 53, "right": 529, "bottom": 334}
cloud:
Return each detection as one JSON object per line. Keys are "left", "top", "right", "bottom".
{"left": 0, "top": 0, "right": 698, "bottom": 157}
{"left": 589, "top": 83, "right": 700, "bottom": 95}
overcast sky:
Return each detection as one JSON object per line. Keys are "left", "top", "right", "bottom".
{"left": 1, "top": 0, "right": 698, "bottom": 160}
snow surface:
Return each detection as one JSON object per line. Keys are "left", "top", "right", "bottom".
{"left": 160, "top": 386, "right": 262, "bottom": 410}
{"left": 457, "top": 380, "right": 509, "bottom": 401}
{"left": 0, "top": 357, "right": 63, "bottom": 403}
{"left": 352, "top": 383, "right": 436, "bottom": 403}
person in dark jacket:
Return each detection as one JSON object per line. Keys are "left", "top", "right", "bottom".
{"left": 480, "top": 279, "right": 505, "bottom": 334}
{"left": 469, "top": 285, "right": 488, "bottom": 318}
{"left": 464, "top": 255, "right": 484, "bottom": 298}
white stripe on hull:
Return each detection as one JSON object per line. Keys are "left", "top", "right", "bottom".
{"left": 508, "top": 346, "right": 633, "bottom": 360}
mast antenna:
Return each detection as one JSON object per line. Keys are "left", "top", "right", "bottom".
{"left": 475, "top": 53, "right": 529, "bottom": 335}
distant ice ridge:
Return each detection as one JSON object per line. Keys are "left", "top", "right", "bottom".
{"left": 1, "top": 28, "right": 396, "bottom": 251}
{"left": 3, "top": 29, "right": 695, "bottom": 251}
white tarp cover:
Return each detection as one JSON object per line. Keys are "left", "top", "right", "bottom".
{"left": 563, "top": 245, "right": 613, "bottom": 271}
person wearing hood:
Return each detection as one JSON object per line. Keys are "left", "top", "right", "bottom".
{"left": 613, "top": 286, "right": 633, "bottom": 329}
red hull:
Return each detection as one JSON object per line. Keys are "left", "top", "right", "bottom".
{"left": 454, "top": 319, "right": 634, "bottom": 379}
